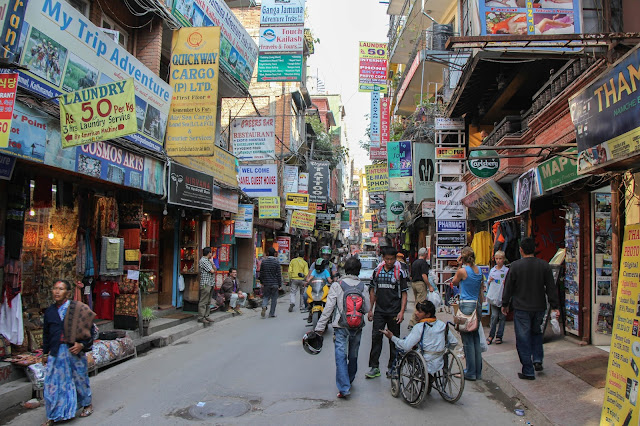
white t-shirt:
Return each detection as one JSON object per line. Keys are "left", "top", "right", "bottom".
{"left": 486, "top": 265, "right": 509, "bottom": 307}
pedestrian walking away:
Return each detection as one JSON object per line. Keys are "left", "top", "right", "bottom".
{"left": 288, "top": 251, "right": 309, "bottom": 312}
{"left": 452, "top": 246, "right": 484, "bottom": 381}
{"left": 42, "top": 280, "right": 95, "bottom": 425}
{"left": 502, "top": 237, "right": 559, "bottom": 380}
{"left": 315, "top": 257, "right": 371, "bottom": 398}
{"left": 485, "top": 251, "right": 509, "bottom": 345}
{"left": 366, "top": 246, "right": 408, "bottom": 379}
{"left": 409, "top": 247, "right": 433, "bottom": 328}
{"left": 221, "top": 268, "right": 246, "bottom": 314}
{"left": 198, "top": 247, "right": 216, "bottom": 323}
{"left": 260, "top": 247, "right": 283, "bottom": 318}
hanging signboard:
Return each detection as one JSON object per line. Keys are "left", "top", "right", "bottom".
{"left": 0, "top": 0, "right": 28, "bottom": 63}
{"left": 388, "top": 141, "right": 413, "bottom": 191}
{"left": 600, "top": 223, "right": 640, "bottom": 425}
{"left": 538, "top": 149, "right": 580, "bottom": 192}
{"left": 237, "top": 164, "right": 278, "bottom": 197}
{"left": 370, "top": 91, "right": 380, "bottom": 147}
{"left": 436, "top": 147, "right": 466, "bottom": 160}
{"left": 291, "top": 210, "right": 316, "bottom": 230}
{"left": 435, "top": 117, "right": 465, "bottom": 130}
{"left": 369, "top": 192, "right": 385, "bottom": 209}
{"left": 166, "top": 27, "right": 220, "bottom": 157}
{"left": 463, "top": 180, "right": 515, "bottom": 222}
{"left": 515, "top": 168, "right": 535, "bottom": 215}
{"left": 231, "top": 116, "right": 276, "bottom": 161}
{"left": 387, "top": 220, "right": 398, "bottom": 233}
{"left": 365, "top": 163, "right": 389, "bottom": 192}
{"left": 437, "top": 220, "right": 467, "bottom": 233}
{"left": 358, "top": 41, "right": 388, "bottom": 92}
{"left": 467, "top": 150, "right": 500, "bottom": 178}
{"left": 258, "top": 196, "right": 281, "bottom": 218}
{"left": 234, "top": 204, "right": 254, "bottom": 238}
{"left": 345, "top": 199, "right": 358, "bottom": 209}
{"left": 422, "top": 201, "right": 435, "bottom": 217}
{"left": 16, "top": 0, "right": 172, "bottom": 153}
{"left": 414, "top": 142, "right": 436, "bottom": 202}
{"left": 283, "top": 165, "right": 299, "bottom": 194}
{"left": 258, "top": 26, "right": 304, "bottom": 53}
{"left": 0, "top": 153, "right": 16, "bottom": 180}
{"left": 435, "top": 182, "right": 467, "bottom": 220}
{"left": 60, "top": 78, "right": 137, "bottom": 148}
{"left": 212, "top": 185, "right": 239, "bottom": 213}
{"left": 308, "top": 160, "right": 329, "bottom": 203}
{"left": 276, "top": 236, "right": 291, "bottom": 264}
{"left": 380, "top": 97, "right": 390, "bottom": 146}
{"left": 175, "top": 146, "right": 238, "bottom": 189}
{"left": 171, "top": 0, "right": 258, "bottom": 90}
{"left": 168, "top": 162, "right": 214, "bottom": 210}
{"left": 479, "top": 0, "right": 581, "bottom": 37}
{"left": 298, "top": 172, "right": 309, "bottom": 193}
{"left": 0, "top": 73, "right": 17, "bottom": 148}
{"left": 437, "top": 246, "right": 463, "bottom": 259}
{"left": 285, "top": 193, "right": 309, "bottom": 210}
{"left": 437, "top": 234, "right": 467, "bottom": 246}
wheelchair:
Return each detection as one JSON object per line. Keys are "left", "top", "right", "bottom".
{"left": 388, "top": 322, "right": 465, "bottom": 406}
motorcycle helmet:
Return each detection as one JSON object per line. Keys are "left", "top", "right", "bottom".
{"left": 315, "top": 258, "right": 328, "bottom": 272}
{"left": 302, "top": 331, "right": 323, "bottom": 355}
{"left": 321, "top": 246, "right": 332, "bottom": 255}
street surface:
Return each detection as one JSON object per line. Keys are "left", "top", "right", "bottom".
{"left": 4, "top": 297, "right": 528, "bottom": 425}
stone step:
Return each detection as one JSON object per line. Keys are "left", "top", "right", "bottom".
{"left": 0, "top": 378, "right": 32, "bottom": 413}
{"left": 0, "top": 362, "right": 26, "bottom": 386}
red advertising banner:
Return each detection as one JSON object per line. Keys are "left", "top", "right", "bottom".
{"left": 0, "top": 73, "right": 18, "bottom": 148}
{"left": 380, "top": 97, "right": 390, "bottom": 145}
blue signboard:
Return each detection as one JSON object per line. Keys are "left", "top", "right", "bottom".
{"left": 437, "top": 220, "right": 467, "bottom": 233}
{"left": 0, "top": 153, "right": 16, "bottom": 180}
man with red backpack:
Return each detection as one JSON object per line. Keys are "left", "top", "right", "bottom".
{"left": 315, "top": 257, "right": 371, "bottom": 399}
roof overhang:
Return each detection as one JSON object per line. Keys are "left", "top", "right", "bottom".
{"left": 446, "top": 33, "right": 640, "bottom": 50}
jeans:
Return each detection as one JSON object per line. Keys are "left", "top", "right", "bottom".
{"left": 290, "top": 280, "right": 306, "bottom": 309}
{"left": 261, "top": 285, "right": 279, "bottom": 316}
{"left": 334, "top": 327, "right": 362, "bottom": 395}
{"left": 459, "top": 301, "right": 482, "bottom": 380}
{"left": 409, "top": 280, "right": 428, "bottom": 327}
{"left": 489, "top": 304, "right": 506, "bottom": 339}
{"left": 513, "top": 309, "right": 545, "bottom": 376}
{"left": 369, "top": 311, "right": 400, "bottom": 370}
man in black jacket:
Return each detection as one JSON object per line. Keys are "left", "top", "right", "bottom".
{"left": 502, "top": 237, "right": 559, "bottom": 380}
{"left": 259, "top": 247, "right": 283, "bottom": 318}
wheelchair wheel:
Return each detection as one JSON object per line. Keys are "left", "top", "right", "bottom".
{"left": 398, "top": 350, "right": 428, "bottom": 406}
{"left": 435, "top": 348, "right": 465, "bottom": 403}
{"left": 390, "top": 377, "right": 400, "bottom": 398}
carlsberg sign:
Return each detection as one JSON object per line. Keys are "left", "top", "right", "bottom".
{"left": 468, "top": 150, "right": 500, "bottom": 178}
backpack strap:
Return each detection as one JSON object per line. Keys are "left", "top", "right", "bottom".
{"left": 418, "top": 321, "right": 434, "bottom": 352}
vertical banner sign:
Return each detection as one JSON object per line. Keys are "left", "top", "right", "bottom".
{"left": 365, "top": 163, "right": 389, "bottom": 193}
{"left": 308, "top": 160, "right": 329, "bottom": 203}
{"left": 258, "top": 196, "right": 281, "bottom": 219}
{"left": 0, "top": 73, "right": 17, "bottom": 148}
{"left": 298, "top": 172, "right": 309, "bottom": 193}
{"left": 414, "top": 142, "right": 437, "bottom": 202}
{"left": 59, "top": 78, "right": 137, "bottom": 148}
{"left": 380, "top": 97, "right": 390, "bottom": 146}
{"left": 370, "top": 91, "right": 380, "bottom": 147}
{"left": 601, "top": 224, "right": 640, "bottom": 425}
{"left": 515, "top": 168, "right": 535, "bottom": 215}
{"left": 388, "top": 140, "right": 413, "bottom": 191}
{"left": 166, "top": 27, "right": 220, "bottom": 157}
{"left": 283, "top": 165, "right": 299, "bottom": 193}
{"left": 234, "top": 204, "right": 254, "bottom": 238}
{"left": 479, "top": 0, "right": 581, "bottom": 36}
{"left": 358, "top": 41, "right": 388, "bottom": 92}
{"left": 276, "top": 236, "right": 290, "bottom": 264}
{"left": 231, "top": 116, "right": 276, "bottom": 161}
{"left": 435, "top": 182, "right": 467, "bottom": 220}
{"left": 0, "top": 0, "right": 28, "bottom": 62}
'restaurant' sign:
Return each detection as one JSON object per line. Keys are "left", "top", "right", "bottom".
{"left": 168, "top": 162, "right": 213, "bottom": 210}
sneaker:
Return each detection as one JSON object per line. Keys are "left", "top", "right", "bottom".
{"left": 534, "top": 362, "right": 544, "bottom": 371}
{"left": 261, "top": 307, "right": 266, "bottom": 318}
{"left": 518, "top": 373, "right": 536, "bottom": 380}
{"left": 288, "top": 304, "right": 294, "bottom": 312}
{"left": 269, "top": 314, "right": 277, "bottom": 318}
{"left": 365, "top": 367, "right": 381, "bottom": 379}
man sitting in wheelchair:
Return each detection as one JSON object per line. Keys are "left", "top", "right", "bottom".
{"left": 381, "top": 300, "right": 458, "bottom": 374}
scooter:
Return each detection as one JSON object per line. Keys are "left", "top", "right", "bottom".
{"left": 305, "top": 277, "right": 330, "bottom": 328}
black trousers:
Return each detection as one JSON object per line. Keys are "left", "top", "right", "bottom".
{"left": 369, "top": 310, "right": 400, "bottom": 369}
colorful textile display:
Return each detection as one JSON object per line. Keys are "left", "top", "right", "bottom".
{"left": 114, "top": 294, "right": 138, "bottom": 317}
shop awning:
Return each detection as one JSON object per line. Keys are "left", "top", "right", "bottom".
{"left": 462, "top": 180, "right": 515, "bottom": 222}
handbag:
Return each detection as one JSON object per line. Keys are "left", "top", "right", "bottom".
{"left": 454, "top": 302, "right": 479, "bottom": 332}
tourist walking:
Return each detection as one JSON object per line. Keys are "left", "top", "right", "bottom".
{"left": 288, "top": 251, "right": 309, "bottom": 312}
{"left": 260, "top": 247, "right": 283, "bottom": 318}
{"left": 486, "top": 250, "right": 509, "bottom": 345}
{"left": 502, "top": 237, "right": 559, "bottom": 380}
{"left": 198, "top": 247, "right": 216, "bottom": 323}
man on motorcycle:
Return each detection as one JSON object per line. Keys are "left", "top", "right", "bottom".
{"left": 316, "top": 257, "right": 371, "bottom": 398}
{"left": 320, "top": 246, "right": 338, "bottom": 278}
{"left": 305, "top": 259, "right": 333, "bottom": 326}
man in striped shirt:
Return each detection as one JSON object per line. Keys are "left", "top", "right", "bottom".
{"left": 198, "top": 247, "right": 216, "bottom": 323}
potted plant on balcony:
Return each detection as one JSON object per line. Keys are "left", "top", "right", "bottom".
{"left": 141, "top": 307, "right": 156, "bottom": 336}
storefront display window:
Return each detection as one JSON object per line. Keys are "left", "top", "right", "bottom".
{"left": 592, "top": 188, "right": 613, "bottom": 344}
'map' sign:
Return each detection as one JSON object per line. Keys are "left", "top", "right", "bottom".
{"left": 237, "top": 164, "right": 278, "bottom": 198}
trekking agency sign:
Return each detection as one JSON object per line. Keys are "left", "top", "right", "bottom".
{"left": 166, "top": 27, "right": 220, "bottom": 157}
{"left": 365, "top": 164, "right": 389, "bottom": 193}
{"left": 388, "top": 141, "right": 413, "bottom": 191}
{"left": 601, "top": 223, "right": 640, "bottom": 425}
{"left": 59, "top": 78, "right": 137, "bottom": 148}
{"left": 237, "top": 164, "right": 278, "bottom": 197}
{"left": 358, "top": 41, "right": 387, "bottom": 92}
{"left": 18, "top": 0, "right": 172, "bottom": 153}
{"left": 231, "top": 116, "right": 276, "bottom": 161}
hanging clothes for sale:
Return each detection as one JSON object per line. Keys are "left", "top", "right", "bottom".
{"left": 0, "top": 293, "right": 24, "bottom": 345}
{"left": 93, "top": 280, "right": 120, "bottom": 320}
{"left": 470, "top": 231, "right": 493, "bottom": 265}
{"left": 100, "top": 237, "right": 124, "bottom": 275}
{"left": 94, "top": 196, "right": 119, "bottom": 237}
{"left": 114, "top": 276, "right": 139, "bottom": 330}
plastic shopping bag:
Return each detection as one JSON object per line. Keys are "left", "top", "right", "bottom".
{"left": 478, "top": 324, "right": 489, "bottom": 353}
{"left": 427, "top": 290, "right": 442, "bottom": 310}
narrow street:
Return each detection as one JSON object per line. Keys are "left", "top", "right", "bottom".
{"left": 5, "top": 297, "right": 525, "bottom": 425}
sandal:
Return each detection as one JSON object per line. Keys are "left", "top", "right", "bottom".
{"left": 486, "top": 337, "right": 493, "bottom": 345}
{"left": 42, "top": 421, "right": 54, "bottom": 426}
{"left": 495, "top": 337, "right": 503, "bottom": 345}
{"left": 80, "top": 405, "right": 93, "bottom": 417}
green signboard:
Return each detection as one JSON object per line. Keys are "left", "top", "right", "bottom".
{"left": 468, "top": 150, "right": 500, "bottom": 178}
{"left": 257, "top": 54, "right": 303, "bottom": 82}
{"left": 537, "top": 149, "right": 580, "bottom": 192}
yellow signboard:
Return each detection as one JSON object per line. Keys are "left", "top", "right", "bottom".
{"left": 365, "top": 164, "right": 389, "bottom": 192}
{"left": 387, "top": 221, "right": 398, "bottom": 233}
{"left": 258, "top": 197, "right": 281, "bottom": 219}
{"left": 285, "top": 193, "right": 309, "bottom": 210}
{"left": 291, "top": 210, "right": 316, "bottom": 231}
{"left": 174, "top": 146, "right": 238, "bottom": 188}
{"left": 166, "top": 27, "right": 220, "bottom": 156}
{"left": 59, "top": 78, "right": 136, "bottom": 148}
{"left": 601, "top": 223, "right": 640, "bottom": 425}
{"left": 307, "top": 202, "right": 317, "bottom": 213}
{"left": 436, "top": 147, "right": 466, "bottom": 160}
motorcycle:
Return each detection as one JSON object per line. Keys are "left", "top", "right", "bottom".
{"left": 305, "top": 277, "right": 330, "bottom": 328}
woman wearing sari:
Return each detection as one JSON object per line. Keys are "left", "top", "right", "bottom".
{"left": 42, "top": 280, "right": 95, "bottom": 425}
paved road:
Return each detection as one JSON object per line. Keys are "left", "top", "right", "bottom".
{"left": 4, "top": 297, "right": 528, "bottom": 425}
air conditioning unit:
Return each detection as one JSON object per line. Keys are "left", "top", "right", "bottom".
{"left": 101, "top": 28, "right": 120, "bottom": 43}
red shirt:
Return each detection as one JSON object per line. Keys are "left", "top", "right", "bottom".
{"left": 93, "top": 281, "right": 120, "bottom": 320}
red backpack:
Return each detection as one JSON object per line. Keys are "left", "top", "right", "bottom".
{"left": 338, "top": 281, "right": 366, "bottom": 329}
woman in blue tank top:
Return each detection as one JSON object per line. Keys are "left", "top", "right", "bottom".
{"left": 452, "top": 246, "right": 484, "bottom": 380}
